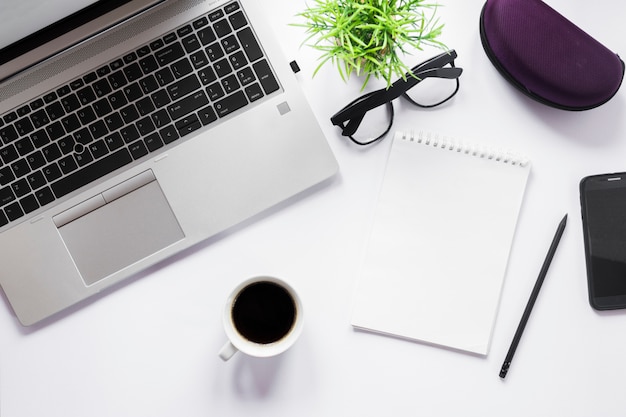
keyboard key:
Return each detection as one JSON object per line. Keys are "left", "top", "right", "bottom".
{"left": 12, "top": 178, "right": 30, "bottom": 198}
{"left": 221, "top": 74, "right": 240, "bottom": 94}
{"left": 136, "top": 116, "right": 156, "bottom": 135}
{"left": 197, "top": 27, "right": 216, "bottom": 46}
{"left": 30, "top": 130, "right": 50, "bottom": 148}
{"left": 214, "top": 90, "right": 247, "bottom": 118}
{"left": 45, "top": 102, "right": 65, "bottom": 121}
{"left": 93, "top": 79, "right": 113, "bottom": 97}
{"left": 224, "top": 2, "right": 240, "bottom": 14}
{"left": 140, "top": 55, "right": 159, "bottom": 74}
{"left": 1, "top": 144, "right": 18, "bottom": 164}
{"left": 26, "top": 151, "right": 46, "bottom": 170}
{"left": 156, "top": 42, "right": 185, "bottom": 66}
{"left": 209, "top": 10, "right": 224, "bottom": 22}
{"left": 124, "top": 63, "right": 143, "bottom": 82}
{"left": 120, "top": 104, "right": 140, "bottom": 124}
{"left": 167, "top": 74, "right": 201, "bottom": 100}
{"left": 14, "top": 117, "right": 34, "bottom": 136}
{"left": 43, "top": 163, "right": 62, "bottom": 182}
{"left": 167, "top": 90, "right": 209, "bottom": 120}
{"left": 163, "top": 32, "right": 177, "bottom": 44}
{"left": 193, "top": 16, "right": 208, "bottom": 29}
{"left": 151, "top": 90, "right": 171, "bottom": 108}
{"left": 244, "top": 83, "right": 264, "bottom": 102}
{"left": 144, "top": 132, "right": 164, "bottom": 152}
{"left": 51, "top": 148, "right": 133, "bottom": 198}
{"left": 58, "top": 136, "right": 75, "bottom": 155}
{"left": 229, "top": 51, "right": 247, "bottom": 70}
{"left": 27, "top": 171, "right": 46, "bottom": 190}
{"left": 77, "top": 86, "right": 97, "bottom": 105}
{"left": 175, "top": 114, "right": 202, "bottom": 137}
{"left": 92, "top": 98, "right": 113, "bottom": 118}
{"left": 177, "top": 25, "right": 193, "bottom": 38}
{"left": 104, "top": 132, "right": 124, "bottom": 151}
{"left": 135, "top": 97, "right": 155, "bottom": 116}
{"left": 171, "top": 57, "right": 193, "bottom": 78}
{"left": 73, "top": 128, "right": 93, "bottom": 145}
{"left": 83, "top": 72, "right": 98, "bottom": 84}
{"left": 221, "top": 35, "right": 240, "bottom": 54}
{"left": 58, "top": 155, "right": 78, "bottom": 174}
{"left": 61, "top": 94, "right": 81, "bottom": 113}
{"left": 108, "top": 91, "right": 128, "bottom": 110}
{"left": 35, "top": 186, "right": 55, "bottom": 206}
{"left": 205, "top": 42, "right": 224, "bottom": 61}
{"left": 42, "top": 143, "right": 62, "bottom": 162}
{"left": 61, "top": 113, "right": 81, "bottom": 133}
{"left": 190, "top": 50, "right": 209, "bottom": 69}
{"left": 150, "top": 39, "right": 165, "bottom": 51}
{"left": 198, "top": 67, "right": 217, "bottom": 85}
{"left": 206, "top": 82, "right": 225, "bottom": 101}
{"left": 89, "top": 140, "right": 109, "bottom": 159}
{"left": 151, "top": 109, "right": 171, "bottom": 128}
{"left": 121, "top": 125, "right": 140, "bottom": 143}
{"left": 89, "top": 120, "right": 109, "bottom": 140}
{"left": 108, "top": 70, "right": 128, "bottom": 90}
{"left": 0, "top": 166, "right": 15, "bottom": 185}
{"left": 159, "top": 125, "right": 179, "bottom": 144}
{"left": 123, "top": 82, "right": 143, "bottom": 102}
{"left": 0, "top": 186, "right": 16, "bottom": 206}
{"left": 155, "top": 67, "right": 175, "bottom": 86}
{"left": 214, "top": 58, "right": 232, "bottom": 78}
{"left": 20, "top": 195, "right": 39, "bottom": 214}
{"left": 43, "top": 92, "right": 57, "bottom": 104}
{"left": 77, "top": 106, "right": 97, "bottom": 125}
{"left": 11, "top": 159, "right": 31, "bottom": 178}
{"left": 237, "top": 67, "right": 255, "bottom": 86}
{"left": 198, "top": 105, "right": 217, "bottom": 126}
{"left": 229, "top": 11, "right": 247, "bottom": 30}
{"left": 0, "top": 125, "right": 18, "bottom": 144}
{"left": 182, "top": 34, "right": 201, "bottom": 53}
{"left": 253, "top": 60, "right": 280, "bottom": 94}
{"left": 4, "top": 202, "right": 24, "bottom": 221}
{"left": 129, "top": 140, "right": 149, "bottom": 159}
{"left": 139, "top": 75, "right": 159, "bottom": 94}
{"left": 45, "top": 121, "right": 65, "bottom": 141}
{"left": 238, "top": 27, "right": 263, "bottom": 62}
{"left": 15, "top": 137, "right": 34, "bottom": 156}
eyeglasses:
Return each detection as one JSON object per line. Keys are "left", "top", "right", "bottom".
{"left": 330, "top": 50, "right": 463, "bottom": 146}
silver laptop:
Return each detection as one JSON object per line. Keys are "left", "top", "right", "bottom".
{"left": 0, "top": 0, "right": 338, "bottom": 326}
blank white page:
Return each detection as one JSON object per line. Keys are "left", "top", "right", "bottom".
{"left": 351, "top": 130, "right": 530, "bottom": 355}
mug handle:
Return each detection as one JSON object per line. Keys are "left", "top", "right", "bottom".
{"left": 218, "top": 341, "right": 238, "bottom": 361}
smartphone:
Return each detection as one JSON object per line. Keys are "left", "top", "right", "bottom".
{"left": 580, "top": 173, "right": 626, "bottom": 310}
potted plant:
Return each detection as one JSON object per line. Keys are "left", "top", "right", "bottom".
{"left": 295, "top": 0, "right": 447, "bottom": 89}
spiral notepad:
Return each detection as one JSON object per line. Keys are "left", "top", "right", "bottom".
{"left": 351, "top": 130, "right": 531, "bottom": 355}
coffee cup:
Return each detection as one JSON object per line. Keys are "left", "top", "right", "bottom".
{"left": 219, "top": 276, "right": 304, "bottom": 361}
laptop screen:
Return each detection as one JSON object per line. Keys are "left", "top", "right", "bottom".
{"left": 0, "top": 0, "right": 133, "bottom": 65}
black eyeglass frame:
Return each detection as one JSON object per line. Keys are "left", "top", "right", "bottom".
{"left": 330, "top": 50, "right": 463, "bottom": 146}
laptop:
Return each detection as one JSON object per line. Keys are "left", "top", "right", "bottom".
{"left": 0, "top": 0, "right": 338, "bottom": 326}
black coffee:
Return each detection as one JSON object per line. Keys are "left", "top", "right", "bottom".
{"left": 232, "top": 281, "right": 296, "bottom": 344}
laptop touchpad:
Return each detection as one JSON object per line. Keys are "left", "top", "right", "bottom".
{"left": 58, "top": 178, "right": 184, "bottom": 286}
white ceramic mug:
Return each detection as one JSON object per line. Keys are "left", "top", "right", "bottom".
{"left": 219, "top": 276, "right": 304, "bottom": 361}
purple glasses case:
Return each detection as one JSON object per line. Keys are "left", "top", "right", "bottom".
{"left": 480, "top": 0, "right": 624, "bottom": 110}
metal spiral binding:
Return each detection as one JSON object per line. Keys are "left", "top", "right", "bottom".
{"left": 400, "top": 130, "right": 530, "bottom": 167}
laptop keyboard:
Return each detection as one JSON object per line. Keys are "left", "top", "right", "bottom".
{"left": 0, "top": 1, "right": 280, "bottom": 228}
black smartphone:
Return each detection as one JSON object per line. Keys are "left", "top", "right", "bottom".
{"left": 580, "top": 173, "right": 626, "bottom": 310}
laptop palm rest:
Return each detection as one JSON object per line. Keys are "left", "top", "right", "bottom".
{"left": 55, "top": 172, "right": 185, "bottom": 286}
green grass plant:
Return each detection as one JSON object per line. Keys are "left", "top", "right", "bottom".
{"left": 294, "top": 0, "right": 446, "bottom": 89}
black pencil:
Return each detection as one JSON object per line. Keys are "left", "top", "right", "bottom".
{"left": 499, "top": 214, "right": 568, "bottom": 379}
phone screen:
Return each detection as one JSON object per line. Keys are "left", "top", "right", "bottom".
{"left": 580, "top": 173, "right": 626, "bottom": 309}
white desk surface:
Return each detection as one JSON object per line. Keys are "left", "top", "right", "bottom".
{"left": 2, "top": 0, "right": 626, "bottom": 415}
